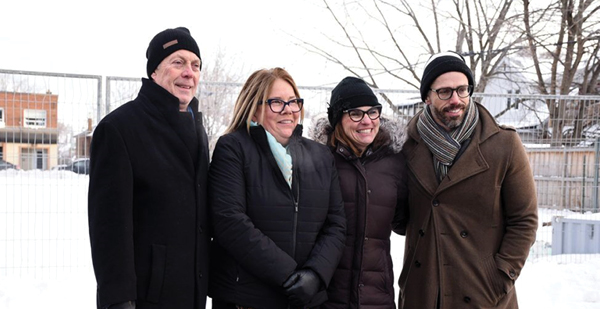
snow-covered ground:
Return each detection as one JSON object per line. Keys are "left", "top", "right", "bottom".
{"left": 1, "top": 170, "right": 599, "bottom": 308}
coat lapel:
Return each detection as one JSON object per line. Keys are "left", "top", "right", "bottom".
{"left": 405, "top": 122, "right": 439, "bottom": 196}
{"left": 405, "top": 103, "right": 496, "bottom": 196}
{"left": 142, "top": 79, "right": 199, "bottom": 167}
{"left": 436, "top": 134, "right": 489, "bottom": 193}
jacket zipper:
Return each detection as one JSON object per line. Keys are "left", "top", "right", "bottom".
{"left": 291, "top": 167, "right": 300, "bottom": 260}
{"left": 292, "top": 195, "right": 298, "bottom": 259}
{"left": 290, "top": 141, "right": 300, "bottom": 260}
{"left": 356, "top": 160, "right": 368, "bottom": 306}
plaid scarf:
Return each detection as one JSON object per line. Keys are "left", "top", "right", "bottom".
{"left": 417, "top": 101, "right": 479, "bottom": 182}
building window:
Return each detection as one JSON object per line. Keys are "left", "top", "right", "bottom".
{"left": 24, "top": 109, "right": 47, "bottom": 128}
{"left": 506, "top": 90, "right": 520, "bottom": 110}
{"left": 20, "top": 148, "right": 48, "bottom": 170}
{"left": 0, "top": 107, "right": 4, "bottom": 128}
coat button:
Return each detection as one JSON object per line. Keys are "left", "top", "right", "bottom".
{"left": 198, "top": 272, "right": 203, "bottom": 279}
{"left": 460, "top": 231, "right": 468, "bottom": 238}
{"left": 358, "top": 283, "right": 364, "bottom": 287}
{"left": 419, "top": 229, "right": 425, "bottom": 237}
{"left": 432, "top": 200, "right": 439, "bottom": 207}
{"left": 367, "top": 189, "right": 371, "bottom": 194}
{"left": 364, "top": 237, "right": 369, "bottom": 241}
{"left": 414, "top": 260, "right": 421, "bottom": 268}
{"left": 509, "top": 271, "right": 516, "bottom": 278}
{"left": 198, "top": 225, "right": 203, "bottom": 234}
{"left": 464, "top": 296, "right": 471, "bottom": 303}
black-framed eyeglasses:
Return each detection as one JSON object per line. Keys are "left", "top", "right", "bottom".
{"left": 262, "top": 98, "right": 304, "bottom": 113}
{"left": 430, "top": 85, "right": 472, "bottom": 100}
{"left": 343, "top": 105, "right": 382, "bottom": 122}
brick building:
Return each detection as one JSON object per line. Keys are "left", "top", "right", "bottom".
{"left": 0, "top": 90, "right": 59, "bottom": 170}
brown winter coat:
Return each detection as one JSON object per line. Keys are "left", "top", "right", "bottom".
{"left": 399, "top": 103, "right": 538, "bottom": 309}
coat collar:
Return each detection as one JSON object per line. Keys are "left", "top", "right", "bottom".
{"left": 405, "top": 102, "right": 498, "bottom": 195}
{"left": 138, "top": 78, "right": 201, "bottom": 163}
{"left": 249, "top": 124, "right": 303, "bottom": 149}
{"left": 311, "top": 116, "right": 406, "bottom": 159}
{"left": 139, "top": 78, "right": 200, "bottom": 115}
{"left": 249, "top": 124, "right": 303, "bottom": 192}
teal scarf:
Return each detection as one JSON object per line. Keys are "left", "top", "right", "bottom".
{"left": 251, "top": 122, "right": 293, "bottom": 187}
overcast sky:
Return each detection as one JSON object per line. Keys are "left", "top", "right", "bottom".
{"left": 0, "top": 0, "right": 348, "bottom": 87}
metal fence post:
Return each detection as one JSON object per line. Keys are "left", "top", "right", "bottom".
{"left": 593, "top": 138, "right": 599, "bottom": 212}
{"left": 562, "top": 147, "right": 567, "bottom": 209}
{"left": 582, "top": 155, "right": 586, "bottom": 213}
{"left": 97, "top": 77, "right": 103, "bottom": 124}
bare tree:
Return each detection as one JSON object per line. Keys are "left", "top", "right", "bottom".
{"left": 523, "top": 0, "right": 600, "bottom": 145}
{"left": 197, "top": 48, "right": 243, "bottom": 155}
{"left": 293, "top": 0, "right": 526, "bottom": 112}
{"left": 57, "top": 122, "right": 75, "bottom": 164}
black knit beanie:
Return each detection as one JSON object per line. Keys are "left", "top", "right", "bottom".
{"left": 420, "top": 51, "right": 474, "bottom": 102}
{"left": 146, "top": 27, "right": 202, "bottom": 78}
{"left": 327, "top": 77, "right": 379, "bottom": 128}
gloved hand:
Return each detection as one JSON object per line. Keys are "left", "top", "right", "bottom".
{"left": 282, "top": 269, "right": 321, "bottom": 307}
{"left": 105, "top": 301, "right": 136, "bottom": 309}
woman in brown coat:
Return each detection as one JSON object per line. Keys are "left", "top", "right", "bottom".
{"left": 313, "top": 76, "right": 408, "bottom": 308}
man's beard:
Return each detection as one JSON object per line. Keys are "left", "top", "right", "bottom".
{"left": 431, "top": 102, "right": 468, "bottom": 130}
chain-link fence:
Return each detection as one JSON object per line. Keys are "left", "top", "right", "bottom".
{"left": 1, "top": 68, "right": 599, "bottom": 281}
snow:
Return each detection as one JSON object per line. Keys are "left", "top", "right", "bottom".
{"left": 1, "top": 170, "right": 599, "bottom": 308}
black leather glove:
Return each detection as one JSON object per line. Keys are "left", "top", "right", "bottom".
{"left": 282, "top": 269, "right": 321, "bottom": 307}
{"left": 105, "top": 301, "right": 136, "bottom": 309}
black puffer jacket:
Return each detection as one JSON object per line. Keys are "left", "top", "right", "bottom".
{"left": 208, "top": 125, "right": 347, "bottom": 308}
{"left": 313, "top": 118, "right": 408, "bottom": 309}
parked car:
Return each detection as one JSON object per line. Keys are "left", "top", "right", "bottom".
{"left": 63, "top": 158, "right": 90, "bottom": 175}
{"left": 51, "top": 164, "right": 69, "bottom": 171}
{"left": 0, "top": 159, "right": 17, "bottom": 170}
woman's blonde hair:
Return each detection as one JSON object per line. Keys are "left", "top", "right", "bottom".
{"left": 225, "top": 67, "right": 304, "bottom": 134}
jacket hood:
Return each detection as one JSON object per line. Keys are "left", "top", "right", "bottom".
{"left": 309, "top": 114, "right": 407, "bottom": 154}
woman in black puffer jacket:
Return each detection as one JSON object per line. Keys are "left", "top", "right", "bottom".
{"left": 313, "top": 77, "right": 409, "bottom": 309}
{"left": 208, "top": 68, "right": 346, "bottom": 309}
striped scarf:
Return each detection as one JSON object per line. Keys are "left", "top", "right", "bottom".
{"left": 417, "top": 101, "right": 479, "bottom": 182}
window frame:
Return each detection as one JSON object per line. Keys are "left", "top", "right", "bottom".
{"left": 23, "top": 109, "right": 47, "bottom": 128}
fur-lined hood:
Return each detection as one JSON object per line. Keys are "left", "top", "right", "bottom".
{"left": 309, "top": 114, "right": 407, "bottom": 154}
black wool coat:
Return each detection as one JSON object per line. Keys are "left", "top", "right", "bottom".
{"left": 208, "top": 125, "right": 347, "bottom": 309}
{"left": 315, "top": 120, "right": 408, "bottom": 309}
{"left": 88, "top": 79, "right": 210, "bottom": 309}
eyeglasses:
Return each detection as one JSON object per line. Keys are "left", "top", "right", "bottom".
{"left": 263, "top": 98, "right": 304, "bottom": 113}
{"left": 343, "top": 105, "right": 382, "bottom": 122}
{"left": 430, "top": 85, "right": 472, "bottom": 100}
